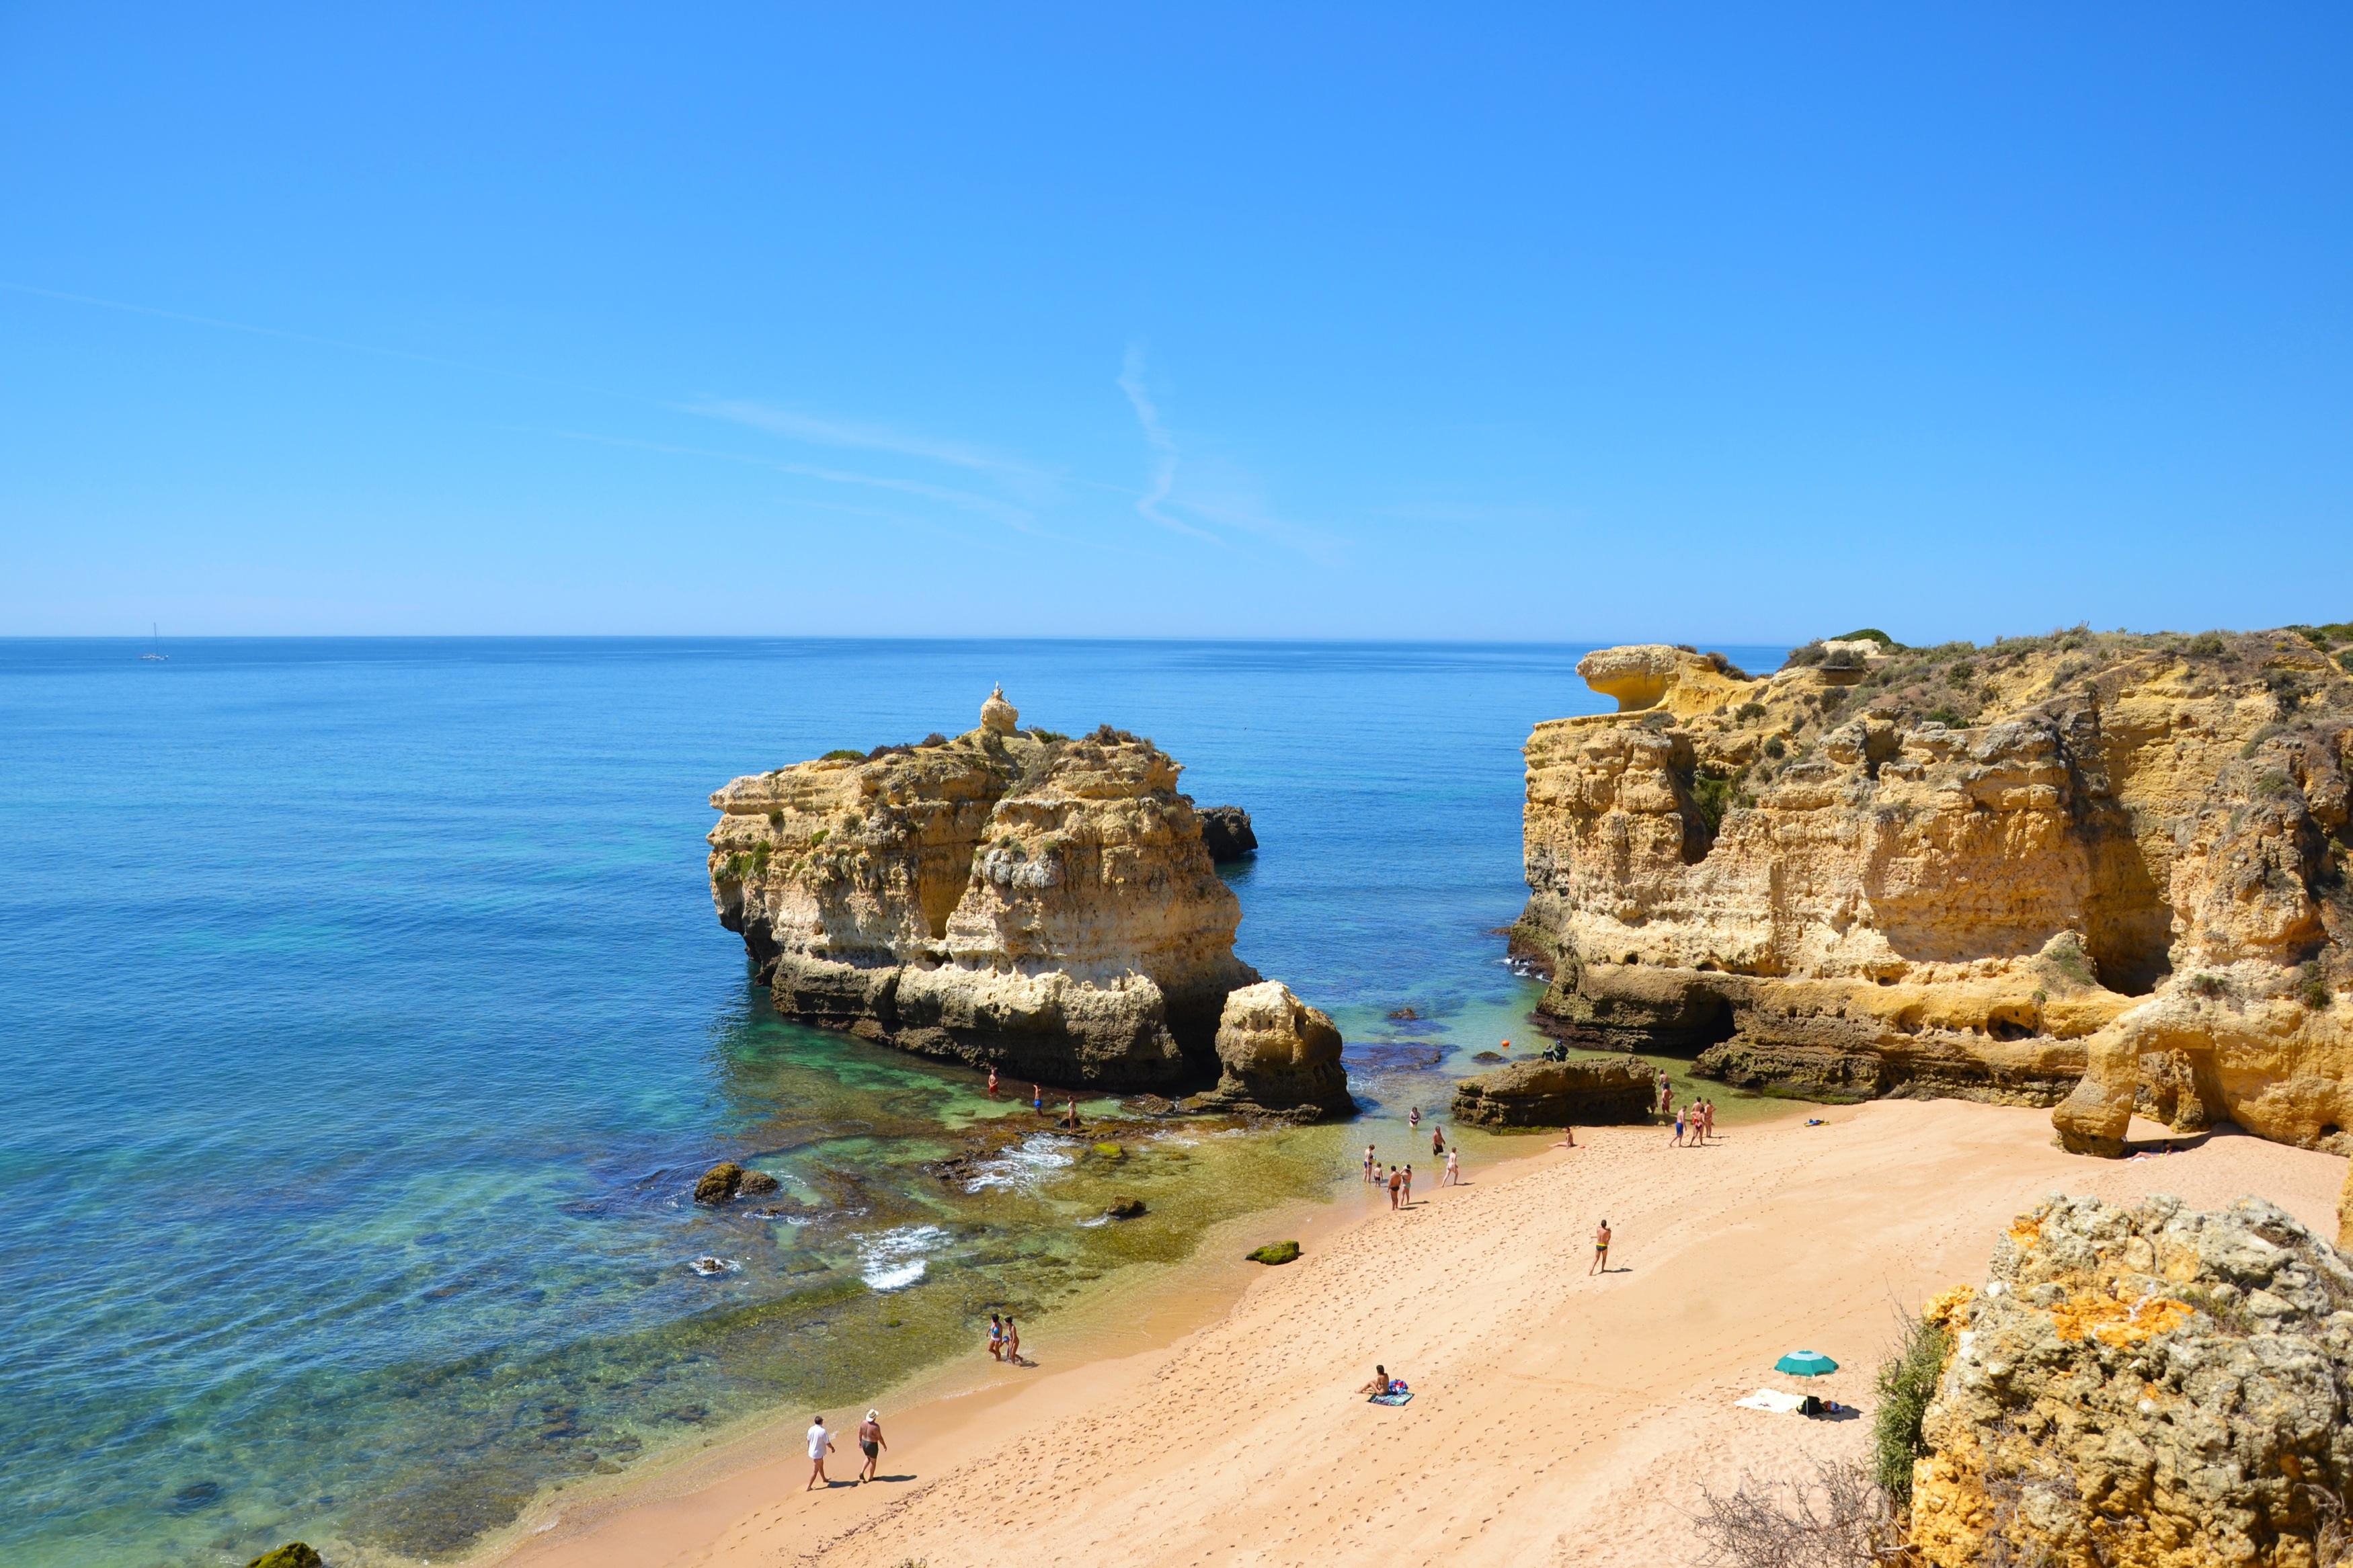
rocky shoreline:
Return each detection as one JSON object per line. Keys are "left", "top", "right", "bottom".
{"left": 1511, "top": 626, "right": 2353, "bottom": 1241}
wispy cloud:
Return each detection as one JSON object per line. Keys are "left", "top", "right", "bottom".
{"left": 1115, "top": 346, "right": 1215, "bottom": 540}
{"left": 684, "top": 398, "right": 1053, "bottom": 488}
{"left": 546, "top": 429, "right": 1042, "bottom": 534}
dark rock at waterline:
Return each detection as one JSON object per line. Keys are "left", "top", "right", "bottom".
{"left": 1473, "top": 1050, "right": 1507, "bottom": 1063}
{"left": 1246, "top": 1239, "right": 1300, "bottom": 1265}
{"left": 1198, "top": 805, "right": 1257, "bottom": 862}
{"left": 1105, "top": 1196, "right": 1147, "bottom": 1220}
{"left": 1451, "top": 1056, "right": 1658, "bottom": 1129}
{"left": 738, "top": 1169, "right": 780, "bottom": 1196}
{"left": 693, "top": 1162, "right": 743, "bottom": 1203}
{"left": 1386, "top": 1005, "right": 1421, "bottom": 1022}
{"left": 247, "top": 1546, "right": 324, "bottom": 1568}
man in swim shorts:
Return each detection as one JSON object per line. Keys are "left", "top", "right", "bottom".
{"left": 856, "top": 1409, "right": 887, "bottom": 1483}
{"left": 1590, "top": 1219, "right": 1611, "bottom": 1275}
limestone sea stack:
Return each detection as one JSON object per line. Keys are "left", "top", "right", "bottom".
{"left": 709, "top": 690, "right": 1348, "bottom": 1111}
{"left": 1194, "top": 981, "right": 1349, "bottom": 1120}
{"left": 1512, "top": 628, "right": 2353, "bottom": 1190}
{"left": 1197, "top": 805, "right": 1258, "bottom": 862}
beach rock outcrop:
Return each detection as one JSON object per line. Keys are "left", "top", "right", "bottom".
{"left": 247, "top": 1547, "right": 324, "bottom": 1568}
{"left": 1195, "top": 981, "right": 1350, "bottom": 1120}
{"left": 1909, "top": 1194, "right": 2353, "bottom": 1568}
{"left": 1246, "top": 1239, "right": 1300, "bottom": 1265}
{"left": 1197, "top": 805, "right": 1258, "bottom": 862}
{"left": 1513, "top": 626, "right": 2353, "bottom": 1160}
{"left": 1449, "top": 1056, "right": 1658, "bottom": 1128}
{"left": 711, "top": 694, "right": 1346, "bottom": 1103}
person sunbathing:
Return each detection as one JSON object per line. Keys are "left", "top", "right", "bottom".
{"left": 1358, "top": 1364, "right": 1400, "bottom": 1395}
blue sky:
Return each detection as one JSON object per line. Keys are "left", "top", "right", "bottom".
{"left": 3, "top": 5, "right": 2346, "bottom": 641}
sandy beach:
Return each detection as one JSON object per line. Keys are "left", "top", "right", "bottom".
{"left": 484, "top": 1101, "right": 2348, "bottom": 1568}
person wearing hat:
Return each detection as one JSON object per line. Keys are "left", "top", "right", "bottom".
{"left": 856, "top": 1409, "right": 887, "bottom": 1483}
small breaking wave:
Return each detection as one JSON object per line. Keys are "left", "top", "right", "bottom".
{"left": 856, "top": 1225, "right": 949, "bottom": 1291}
{"left": 961, "top": 1133, "right": 1076, "bottom": 1194}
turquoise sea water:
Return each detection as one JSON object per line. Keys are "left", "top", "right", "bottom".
{"left": 0, "top": 638, "right": 1783, "bottom": 1567}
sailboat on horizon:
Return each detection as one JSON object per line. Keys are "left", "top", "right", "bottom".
{"left": 140, "top": 623, "right": 168, "bottom": 661}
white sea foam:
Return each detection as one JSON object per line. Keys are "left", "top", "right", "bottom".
{"left": 856, "top": 1225, "right": 950, "bottom": 1291}
{"left": 961, "top": 1132, "right": 1075, "bottom": 1194}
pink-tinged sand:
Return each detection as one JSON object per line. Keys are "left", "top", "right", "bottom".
{"left": 475, "top": 1100, "right": 2346, "bottom": 1568}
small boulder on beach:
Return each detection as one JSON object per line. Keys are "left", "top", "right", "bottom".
{"left": 1246, "top": 1239, "right": 1301, "bottom": 1266}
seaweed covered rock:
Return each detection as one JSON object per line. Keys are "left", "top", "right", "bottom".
{"left": 1197, "top": 804, "right": 1258, "bottom": 862}
{"left": 247, "top": 1547, "right": 324, "bottom": 1568}
{"left": 737, "top": 1169, "right": 779, "bottom": 1196}
{"left": 1246, "top": 1239, "right": 1300, "bottom": 1265}
{"left": 1104, "top": 1196, "right": 1146, "bottom": 1221}
{"left": 692, "top": 1161, "right": 744, "bottom": 1204}
{"left": 1911, "top": 1194, "right": 2353, "bottom": 1568}
{"left": 1197, "top": 981, "right": 1351, "bottom": 1120}
{"left": 1449, "top": 1056, "right": 1657, "bottom": 1128}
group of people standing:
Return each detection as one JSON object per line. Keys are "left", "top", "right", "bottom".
{"left": 1362, "top": 1106, "right": 1463, "bottom": 1209}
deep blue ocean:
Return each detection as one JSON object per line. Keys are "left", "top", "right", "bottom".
{"left": 0, "top": 638, "right": 1783, "bottom": 1567}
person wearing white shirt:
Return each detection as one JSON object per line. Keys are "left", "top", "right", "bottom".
{"left": 805, "top": 1415, "right": 835, "bottom": 1489}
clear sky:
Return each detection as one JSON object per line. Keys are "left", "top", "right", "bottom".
{"left": 3, "top": 5, "right": 2346, "bottom": 642}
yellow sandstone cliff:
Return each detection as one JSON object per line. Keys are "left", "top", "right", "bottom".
{"left": 1515, "top": 628, "right": 2353, "bottom": 1226}
{"left": 708, "top": 690, "right": 1348, "bottom": 1115}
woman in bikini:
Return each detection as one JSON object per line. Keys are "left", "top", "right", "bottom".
{"left": 986, "top": 1313, "right": 1004, "bottom": 1360}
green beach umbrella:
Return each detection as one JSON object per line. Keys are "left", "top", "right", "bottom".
{"left": 1775, "top": 1350, "right": 1838, "bottom": 1376}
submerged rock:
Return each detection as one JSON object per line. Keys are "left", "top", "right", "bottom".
{"left": 1449, "top": 1057, "right": 1657, "bottom": 1128}
{"left": 1104, "top": 1196, "right": 1146, "bottom": 1220}
{"left": 737, "top": 1169, "right": 780, "bottom": 1196}
{"left": 1197, "top": 804, "right": 1258, "bottom": 862}
{"left": 1195, "top": 981, "right": 1351, "bottom": 1120}
{"left": 693, "top": 1161, "right": 745, "bottom": 1204}
{"left": 1912, "top": 1194, "right": 2353, "bottom": 1568}
{"left": 1246, "top": 1239, "right": 1300, "bottom": 1265}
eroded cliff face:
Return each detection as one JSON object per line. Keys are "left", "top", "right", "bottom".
{"left": 709, "top": 690, "right": 1312, "bottom": 1098}
{"left": 1515, "top": 630, "right": 2353, "bottom": 1164}
{"left": 1911, "top": 1195, "right": 2353, "bottom": 1568}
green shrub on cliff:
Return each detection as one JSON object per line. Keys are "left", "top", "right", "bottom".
{"left": 1690, "top": 769, "right": 1747, "bottom": 834}
{"left": 1872, "top": 1310, "right": 1950, "bottom": 1506}
{"left": 821, "top": 748, "right": 865, "bottom": 761}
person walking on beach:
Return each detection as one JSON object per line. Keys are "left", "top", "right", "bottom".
{"left": 1387, "top": 1164, "right": 1402, "bottom": 1209}
{"left": 1671, "top": 1103, "right": 1685, "bottom": 1147}
{"left": 1004, "top": 1316, "right": 1023, "bottom": 1365}
{"left": 1402, "top": 1163, "right": 1413, "bottom": 1206}
{"left": 1590, "top": 1219, "right": 1611, "bottom": 1275}
{"left": 986, "top": 1312, "right": 1004, "bottom": 1360}
{"left": 1364, "top": 1143, "right": 1377, "bottom": 1184}
{"left": 856, "top": 1409, "right": 887, "bottom": 1483}
{"left": 1443, "top": 1145, "right": 1460, "bottom": 1186}
{"left": 1657, "top": 1070, "right": 1672, "bottom": 1116}
{"left": 805, "top": 1415, "right": 836, "bottom": 1489}
{"left": 1705, "top": 1099, "right": 1717, "bottom": 1142}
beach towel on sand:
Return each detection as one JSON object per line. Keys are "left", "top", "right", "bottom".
{"left": 1367, "top": 1391, "right": 1413, "bottom": 1407}
{"left": 1734, "top": 1389, "right": 1806, "bottom": 1413}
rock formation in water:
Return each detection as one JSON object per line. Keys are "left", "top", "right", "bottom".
{"left": 1513, "top": 628, "right": 2353, "bottom": 1187}
{"left": 709, "top": 690, "right": 1346, "bottom": 1110}
{"left": 1449, "top": 1055, "right": 1659, "bottom": 1128}
{"left": 1909, "top": 1194, "right": 2353, "bottom": 1567}
{"left": 1194, "top": 981, "right": 1350, "bottom": 1120}
{"left": 1197, "top": 804, "right": 1259, "bottom": 862}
